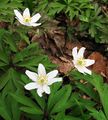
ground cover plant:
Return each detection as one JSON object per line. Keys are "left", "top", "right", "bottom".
{"left": 0, "top": 0, "right": 108, "bottom": 120}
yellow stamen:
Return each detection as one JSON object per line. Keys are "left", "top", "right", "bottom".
{"left": 37, "top": 75, "right": 48, "bottom": 85}
{"left": 24, "top": 16, "right": 31, "bottom": 23}
{"left": 77, "top": 58, "right": 85, "bottom": 66}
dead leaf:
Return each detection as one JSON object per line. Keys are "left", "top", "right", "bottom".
{"left": 88, "top": 52, "right": 107, "bottom": 77}
{"left": 50, "top": 56, "right": 74, "bottom": 74}
{"left": 47, "top": 28, "right": 65, "bottom": 52}
{"left": 0, "top": 22, "right": 8, "bottom": 28}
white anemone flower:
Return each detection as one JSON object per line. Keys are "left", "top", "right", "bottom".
{"left": 14, "top": 8, "right": 41, "bottom": 27}
{"left": 24, "top": 64, "right": 62, "bottom": 97}
{"left": 72, "top": 47, "right": 95, "bottom": 75}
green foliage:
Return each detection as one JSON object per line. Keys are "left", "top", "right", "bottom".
{"left": 0, "top": 68, "right": 21, "bottom": 120}
{"left": 0, "top": 0, "right": 23, "bottom": 23}
{"left": 48, "top": 0, "right": 93, "bottom": 20}
{"left": 34, "top": 0, "right": 108, "bottom": 44}
{"left": 71, "top": 71, "right": 108, "bottom": 120}
{"left": 0, "top": 19, "right": 56, "bottom": 120}
{"left": 79, "top": 4, "right": 103, "bottom": 37}
{"left": 35, "top": 0, "right": 93, "bottom": 19}
{"left": 0, "top": 0, "right": 108, "bottom": 119}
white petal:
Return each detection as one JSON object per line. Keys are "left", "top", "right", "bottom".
{"left": 24, "top": 82, "right": 38, "bottom": 90}
{"left": 23, "top": 22, "right": 32, "bottom": 26}
{"left": 47, "top": 70, "right": 58, "bottom": 79}
{"left": 78, "top": 47, "right": 86, "bottom": 58}
{"left": 72, "top": 47, "right": 78, "bottom": 60}
{"left": 31, "top": 13, "right": 41, "bottom": 23}
{"left": 48, "top": 78, "right": 62, "bottom": 85}
{"left": 73, "top": 60, "right": 85, "bottom": 74}
{"left": 83, "top": 67, "right": 92, "bottom": 75}
{"left": 14, "top": 10, "right": 23, "bottom": 21}
{"left": 72, "top": 60, "right": 77, "bottom": 66}
{"left": 25, "top": 70, "right": 37, "bottom": 81}
{"left": 15, "top": 17, "right": 24, "bottom": 25}
{"left": 37, "top": 87, "right": 44, "bottom": 97}
{"left": 38, "top": 64, "right": 46, "bottom": 76}
{"left": 43, "top": 85, "right": 50, "bottom": 94}
{"left": 85, "top": 59, "right": 95, "bottom": 67}
{"left": 23, "top": 8, "right": 30, "bottom": 17}
{"left": 75, "top": 65, "right": 85, "bottom": 74}
{"left": 30, "top": 22, "right": 41, "bottom": 27}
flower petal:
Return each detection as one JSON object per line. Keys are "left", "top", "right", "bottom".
{"left": 25, "top": 70, "right": 37, "bottom": 81}
{"left": 85, "top": 59, "right": 95, "bottom": 67}
{"left": 15, "top": 17, "right": 25, "bottom": 25}
{"left": 30, "top": 22, "right": 41, "bottom": 27}
{"left": 75, "top": 65, "right": 85, "bottom": 74}
{"left": 24, "top": 82, "right": 38, "bottom": 90}
{"left": 72, "top": 60, "right": 77, "bottom": 66}
{"left": 43, "top": 85, "right": 50, "bottom": 94}
{"left": 72, "top": 47, "right": 78, "bottom": 60}
{"left": 78, "top": 47, "right": 86, "bottom": 58}
{"left": 48, "top": 77, "right": 62, "bottom": 85}
{"left": 23, "top": 22, "right": 32, "bottom": 26}
{"left": 47, "top": 70, "right": 58, "bottom": 79}
{"left": 37, "top": 87, "right": 44, "bottom": 97}
{"left": 23, "top": 8, "right": 30, "bottom": 17}
{"left": 83, "top": 67, "right": 92, "bottom": 75}
{"left": 38, "top": 64, "right": 46, "bottom": 76}
{"left": 31, "top": 13, "right": 41, "bottom": 23}
{"left": 14, "top": 10, "right": 23, "bottom": 21}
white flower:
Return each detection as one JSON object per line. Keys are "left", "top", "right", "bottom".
{"left": 24, "top": 64, "right": 62, "bottom": 97}
{"left": 14, "top": 8, "right": 41, "bottom": 27}
{"left": 72, "top": 47, "right": 95, "bottom": 75}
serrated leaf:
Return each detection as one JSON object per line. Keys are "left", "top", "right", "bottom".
{"left": 51, "top": 85, "right": 72, "bottom": 113}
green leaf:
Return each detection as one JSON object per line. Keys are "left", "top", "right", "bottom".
{"left": 3, "top": 31, "right": 17, "bottom": 52}
{"left": 0, "top": 97, "right": 12, "bottom": 120}
{"left": 0, "top": 69, "right": 11, "bottom": 90}
{"left": 47, "top": 83, "right": 65, "bottom": 111}
{"left": 0, "top": 49, "right": 9, "bottom": 64}
{"left": 11, "top": 93, "right": 43, "bottom": 115}
{"left": 71, "top": 71, "right": 108, "bottom": 119}
{"left": 76, "top": 82, "right": 99, "bottom": 101}
{"left": 87, "top": 107, "right": 107, "bottom": 120}
{"left": 51, "top": 85, "right": 72, "bottom": 114}
{"left": 47, "top": 82, "right": 62, "bottom": 111}
{"left": 0, "top": 108, "right": 11, "bottom": 120}
{"left": 31, "top": 91, "right": 46, "bottom": 110}
{"left": 20, "top": 106, "right": 43, "bottom": 115}
{"left": 53, "top": 111, "right": 82, "bottom": 120}
{"left": 11, "top": 93, "right": 37, "bottom": 107}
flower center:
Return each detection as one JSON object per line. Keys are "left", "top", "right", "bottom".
{"left": 37, "top": 75, "right": 48, "bottom": 85}
{"left": 24, "top": 16, "right": 31, "bottom": 23}
{"left": 77, "top": 58, "right": 86, "bottom": 66}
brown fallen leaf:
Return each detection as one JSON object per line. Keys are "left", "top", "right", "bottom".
{"left": 0, "top": 21, "right": 8, "bottom": 28}
{"left": 65, "top": 41, "right": 82, "bottom": 56}
{"left": 50, "top": 56, "right": 74, "bottom": 74}
{"left": 47, "top": 27, "right": 65, "bottom": 53}
{"left": 17, "top": 41, "right": 27, "bottom": 51}
{"left": 88, "top": 52, "right": 107, "bottom": 77}
{"left": 58, "top": 62, "right": 73, "bottom": 74}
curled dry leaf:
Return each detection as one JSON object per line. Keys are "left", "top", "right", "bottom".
{"left": 88, "top": 52, "right": 107, "bottom": 77}
{"left": 47, "top": 27, "right": 65, "bottom": 51}
{"left": 50, "top": 56, "right": 74, "bottom": 74}
{"left": 65, "top": 41, "right": 82, "bottom": 56}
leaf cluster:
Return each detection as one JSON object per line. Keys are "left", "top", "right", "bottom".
{"left": 34, "top": 0, "right": 108, "bottom": 44}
